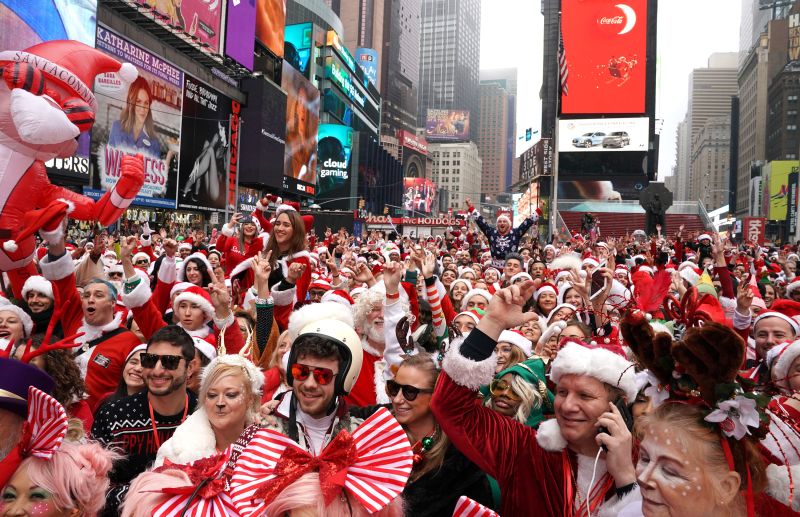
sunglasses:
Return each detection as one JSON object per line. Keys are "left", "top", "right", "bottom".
{"left": 291, "top": 363, "right": 336, "bottom": 385}
{"left": 140, "top": 353, "right": 184, "bottom": 370}
{"left": 135, "top": 259, "right": 150, "bottom": 265}
{"left": 108, "top": 272, "right": 123, "bottom": 278}
{"left": 489, "top": 379, "right": 521, "bottom": 401}
{"left": 385, "top": 379, "right": 434, "bottom": 401}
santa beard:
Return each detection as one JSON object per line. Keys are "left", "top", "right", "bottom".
{"left": 365, "top": 323, "right": 384, "bottom": 343}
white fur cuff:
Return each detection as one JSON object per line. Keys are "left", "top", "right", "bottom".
{"left": 221, "top": 224, "right": 235, "bottom": 238}
{"left": 122, "top": 279, "right": 152, "bottom": 309}
{"left": 256, "top": 199, "right": 269, "bottom": 211}
{"left": 597, "top": 487, "right": 641, "bottom": 517}
{"left": 766, "top": 463, "right": 800, "bottom": 510}
{"left": 39, "top": 250, "right": 74, "bottom": 281}
{"left": 214, "top": 312, "right": 235, "bottom": 330}
{"left": 271, "top": 285, "right": 296, "bottom": 307}
{"left": 441, "top": 336, "right": 497, "bottom": 391}
{"left": 158, "top": 256, "right": 177, "bottom": 284}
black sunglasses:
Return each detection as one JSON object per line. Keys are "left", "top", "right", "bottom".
{"left": 385, "top": 379, "right": 434, "bottom": 401}
{"left": 140, "top": 353, "right": 184, "bottom": 370}
{"left": 135, "top": 259, "right": 150, "bottom": 265}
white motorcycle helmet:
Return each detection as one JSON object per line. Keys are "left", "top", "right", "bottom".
{"left": 287, "top": 318, "right": 363, "bottom": 395}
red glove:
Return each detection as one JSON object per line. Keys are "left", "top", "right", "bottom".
{"left": 94, "top": 154, "right": 145, "bottom": 226}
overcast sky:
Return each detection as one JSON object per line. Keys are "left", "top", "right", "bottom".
{"left": 480, "top": 0, "right": 742, "bottom": 179}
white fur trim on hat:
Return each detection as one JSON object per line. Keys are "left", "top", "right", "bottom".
{"left": 550, "top": 253, "right": 582, "bottom": 272}
{"left": 169, "top": 282, "right": 194, "bottom": 299}
{"left": 496, "top": 214, "right": 512, "bottom": 224}
{"left": 178, "top": 252, "right": 214, "bottom": 282}
{"left": 498, "top": 330, "right": 533, "bottom": 357}
{"left": 550, "top": 341, "right": 638, "bottom": 402}
{"left": 534, "top": 284, "right": 557, "bottom": 300}
{"left": 538, "top": 320, "right": 567, "bottom": 347}
{"left": 441, "top": 335, "right": 497, "bottom": 390}
{"left": 766, "top": 463, "right": 800, "bottom": 511}
{"left": 132, "top": 252, "right": 150, "bottom": 265}
{"left": 754, "top": 312, "right": 800, "bottom": 336}
{"left": 787, "top": 280, "right": 800, "bottom": 298}
{"left": 349, "top": 286, "right": 367, "bottom": 298}
{"left": 697, "top": 234, "right": 711, "bottom": 242}
{"left": 192, "top": 336, "right": 217, "bottom": 362}
{"left": 460, "top": 288, "right": 493, "bottom": 311}
{"left": 21, "top": 275, "right": 53, "bottom": 300}
{"left": 547, "top": 303, "right": 577, "bottom": 324}
{"left": 288, "top": 301, "right": 354, "bottom": 341}
{"left": 178, "top": 242, "right": 193, "bottom": 251}
{"left": 679, "top": 267, "right": 700, "bottom": 287}
{"left": 125, "top": 343, "right": 147, "bottom": 363}
{"left": 450, "top": 278, "right": 472, "bottom": 293}
{"left": 173, "top": 291, "right": 215, "bottom": 324}
{"left": 509, "top": 272, "right": 533, "bottom": 284}
{"left": 200, "top": 354, "right": 264, "bottom": 395}
{"left": 581, "top": 257, "right": 600, "bottom": 268}
{"left": 768, "top": 339, "right": 800, "bottom": 392}
{"left": 321, "top": 290, "right": 354, "bottom": 308}
{"left": 0, "top": 304, "right": 33, "bottom": 338}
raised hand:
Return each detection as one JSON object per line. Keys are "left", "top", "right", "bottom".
{"left": 207, "top": 267, "right": 232, "bottom": 317}
{"left": 119, "top": 235, "right": 138, "bottom": 261}
{"left": 286, "top": 262, "right": 306, "bottom": 284}
{"left": 420, "top": 251, "right": 436, "bottom": 279}
{"left": 253, "top": 250, "right": 273, "bottom": 297}
{"left": 383, "top": 261, "right": 403, "bottom": 294}
{"left": 478, "top": 280, "right": 540, "bottom": 340}
{"left": 353, "top": 262, "right": 374, "bottom": 285}
{"left": 162, "top": 238, "right": 178, "bottom": 258}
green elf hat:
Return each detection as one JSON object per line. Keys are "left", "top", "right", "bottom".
{"left": 482, "top": 357, "right": 554, "bottom": 428}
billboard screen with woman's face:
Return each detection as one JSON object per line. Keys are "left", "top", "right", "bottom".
{"left": 89, "top": 26, "right": 182, "bottom": 209}
{"left": 255, "top": 0, "right": 286, "bottom": 58}
{"left": 282, "top": 61, "right": 320, "bottom": 194}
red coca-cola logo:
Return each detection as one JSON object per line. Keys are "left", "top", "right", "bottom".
{"left": 598, "top": 15, "right": 624, "bottom": 24}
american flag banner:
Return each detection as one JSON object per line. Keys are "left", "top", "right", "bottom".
{"left": 453, "top": 495, "right": 500, "bottom": 517}
{"left": 559, "top": 28, "right": 569, "bottom": 96}
{"left": 230, "top": 407, "right": 412, "bottom": 516}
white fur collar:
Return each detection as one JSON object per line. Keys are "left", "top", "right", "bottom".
{"left": 536, "top": 418, "right": 568, "bottom": 452}
{"left": 154, "top": 407, "right": 217, "bottom": 467}
{"left": 182, "top": 324, "right": 211, "bottom": 338}
{"left": 361, "top": 337, "right": 383, "bottom": 358}
{"left": 75, "top": 312, "right": 123, "bottom": 346}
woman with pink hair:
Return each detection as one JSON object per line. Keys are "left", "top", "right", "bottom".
{"left": 1, "top": 440, "right": 119, "bottom": 517}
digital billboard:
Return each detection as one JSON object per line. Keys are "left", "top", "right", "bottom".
{"left": 255, "top": 0, "right": 286, "bottom": 58}
{"left": 239, "top": 77, "right": 286, "bottom": 190}
{"left": 425, "top": 109, "right": 470, "bottom": 142}
{"left": 356, "top": 48, "right": 379, "bottom": 86}
{"left": 558, "top": 177, "right": 648, "bottom": 201}
{"left": 561, "top": 0, "right": 647, "bottom": 114}
{"left": 225, "top": 0, "right": 257, "bottom": 70}
{"left": 89, "top": 26, "right": 181, "bottom": 209}
{"left": 132, "top": 0, "right": 222, "bottom": 53}
{"left": 284, "top": 22, "right": 313, "bottom": 76}
{"left": 767, "top": 161, "right": 800, "bottom": 220}
{"left": 403, "top": 178, "right": 437, "bottom": 215}
{"left": 282, "top": 61, "right": 320, "bottom": 196}
{"left": 177, "top": 76, "right": 232, "bottom": 212}
{"left": 317, "top": 124, "right": 354, "bottom": 205}
{"left": 557, "top": 118, "right": 649, "bottom": 152}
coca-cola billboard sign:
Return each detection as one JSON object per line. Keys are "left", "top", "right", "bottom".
{"left": 743, "top": 217, "right": 766, "bottom": 245}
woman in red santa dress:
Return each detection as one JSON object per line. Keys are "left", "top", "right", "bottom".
{"left": 430, "top": 280, "right": 640, "bottom": 517}
{"left": 763, "top": 339, "right": 800, "bottom": 466}
{"left": 215, "top": 210, "right": 270, "bottom": 289}
{"left": 149, "top": 239, "right": 216, "bottom": 315}
{"left": 117, "top": 235, "right": 245, "bottom": 354}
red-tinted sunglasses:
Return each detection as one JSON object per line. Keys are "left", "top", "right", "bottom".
{"left": 291, "top": 363, "right": 336, "bottom": 385}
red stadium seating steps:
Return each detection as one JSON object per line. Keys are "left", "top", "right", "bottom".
{"left": 559, "top": 212, "right": 708, "bottom": 238}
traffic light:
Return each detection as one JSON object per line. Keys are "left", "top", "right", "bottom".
{"left": 359, "top": 198, "right": 365, "bottom": 209}
{"left": 383, "top": 205, "right": 389, "bottom": 215}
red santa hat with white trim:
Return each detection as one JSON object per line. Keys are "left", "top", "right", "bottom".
{"left": 534, "top": 282, "right": 558, "bottom": 300}
{"left": 678, "top": 261, "right": 702, "bottom": 287}
{"left": 0, "top": 304, "right": 33, "bottom": 338}
{"left": 21, "top": 276, "right": 53, "bottom": 300}
{"left": 274, "top": 200, "right": 314, "bottom": 231}
{"left": 550, "top": 339, "right": 637, "bottom": 402}
{"left": 172, "top": 285, "right": 215, "bottom": 324}
{"left": 497, "top": 329, "right": 533, "bottom": 357}
{"left": 321, "top": 289, "right": 354, "bottom": 308}
{"left": 767, "top": 339, "right": 800, "bottom": 391}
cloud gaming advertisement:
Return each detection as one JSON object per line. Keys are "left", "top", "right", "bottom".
{"left": 316, "top": 124, "right": 354, "bottom": 207}
{"left": 561, "top": 0, "right": 648, "bottom": 115}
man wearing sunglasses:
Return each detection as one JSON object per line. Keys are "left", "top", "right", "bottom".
{"left": 263, "top": 303, "right": 365, "bottom": 454}
{"left": 92, "top": 325, "right": 198, "bottom": 517}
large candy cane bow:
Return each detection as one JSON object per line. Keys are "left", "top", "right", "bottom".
{"left": 0, "top": 387, "right": 68, "bottom": 486}
{"left": 230, "top": 407, "right": 412, "bottom": 515}
{"left": 152, "top": 449, "right": 239, "bottom": 517}
{"left": 453, "top": 495, "right": 500, "bottom": 517}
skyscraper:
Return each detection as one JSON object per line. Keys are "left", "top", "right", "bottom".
{"left": 336, "top": 0, "right": 421, "bottom": 136}
{"left": 478, "top": 71, "right": 516, "bottom": 196}
{"left": 417, "top": 0, "right": 481, "bottom": 140}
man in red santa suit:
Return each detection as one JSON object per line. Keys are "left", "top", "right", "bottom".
{"left": 38, "top": 227, "right": 141, "bottom": 412}
{"left": 0, "top": 40, "right": 145, "bottom": 298}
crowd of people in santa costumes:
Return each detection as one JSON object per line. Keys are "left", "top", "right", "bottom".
{"left": 11, "top": 182, "right": 800, "bottom": 517}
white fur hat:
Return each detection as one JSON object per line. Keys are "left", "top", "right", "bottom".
{"left": 200, "top": 354, "right": 264, "bottom": 396}
{"left": 498, "top": 330, "right": 533, "bottom": 357}
{"left": 460, "top": 288, "right": 493, "bottom": 311}
{"left": 550, "top": 341, "right": 638, "bottom": 402}
{"left": 21, "top": 275, "right": 53, "bottom": 300}
{"left": 0, "top": 304, "right": 33, "bottom": 338}
{"left": 768, "top": 339, "right": 800, "bottom": 392}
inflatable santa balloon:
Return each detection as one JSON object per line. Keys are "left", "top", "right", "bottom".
{"left": 0, "top": 40, "right": 145, "bottom": 297}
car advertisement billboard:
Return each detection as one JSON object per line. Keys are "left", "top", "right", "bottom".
{"left": 425, "top": 109, "right": 470, "bottom": 142}
{"left": 284, "top": 22, "right": 313, "bottom": 76}
{"left": 403, "top": 178, "right": 437, "bottom": 215}
{"left": 768, "top": 161, "right": 800, "bottom": 220}
{"left": 1, "top": 0, "right": 98, "bottom": 182}
{"left": 558, "top": 117, "right": 649, "bottom": 152}
{"left": 561, "top": 0, "right": 648, "bottom": 115}
{"left": 225, "top": 0, "right": 257, "bottom": 70}
{"left": 317, "top": 124, "right": 354, "bottom": 206}
{"left": 131, "top": 0, "right": 222, "bottom": 53}
{"left": 282, "top": 61, "right": 320, "bottom": 197}
{"left": 255, "top": 0, "right": 286, "bottom": 58}
{"left": 88, "top": 26, "right": 182, "bottom": 209}
{"left": 177, "top": 76, "right": 232, "bottom": 212}
{"left": 356, "top": 47, "right": 379, "bottom": 86}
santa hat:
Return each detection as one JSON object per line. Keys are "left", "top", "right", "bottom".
{"left": 316, "top": 246, "right": 329, "bottom": 256}
{"left": 534, "top": 282, "right": 558, "bottom": 300}
{"left": 0, "top": 40, "right": 136, "bottom": 112}
{"left": 191, "top": 336, "right": 217, "bottom": 362}
{"left": 679, "top": 263, "right": 702, "bottom": 287}
{"left": 547, "top": 303, "right": 577, "bottom": 324}
{"left": 697, "top": 234, "right": 711, "bottom": 242}
{"left": 787, "top": 280, "right": 800, "bottom": 298}
{"left": 349, "top": 286, "right": 368, "bottom": 299}
{"left": 178, "top": 252, "right": 214, "bottom": 281}
{"left": 309, "top": 278, "right": 332, "bottom": 291}
{"left": 274, "top": 201, "right": 314, "bottom": 231}
{"left": 750, "top": 274, "right": 766, "bottom": 311}
{"left": 178, "top": 242, "right": 193, "bottom": 252}
{"left": 125, "top": 343, "right": 148, "bottom": 363}
{"left": 753, "top": 309, "right": 800, "bottom": 337}
{"left": 767, "top": 339, "right": 800, "bottom": 391}
{"left": 169, "top": 282, "right": 194, "bottom": 299}
{"left": 2, "top": 200, "right": 73, "bottom": 252}
{"left": 0, "top": 304, "right": 33, "bottom": 338}
{"left": 543, "top": 244, "right": 557, "bottom": 255}
{"left": 497, "top": 330, "right": 533, "bottom": 357}
{"left": 107, "top": 262, "right": 124, "bottom": 275}
{"left": 132, "top": 252, "right": 151, "bottom": 264}
{"left": 550, "top": 340, "right": 637, "bottom": 402}
{"left": 321, "top": 289, "right": 354, "bottom": 308}
{"left": 496, "top": 211, "right": 512, "bottom": 225}
{"left": 554, "top": 270, "right": 573, "bottom": 286}
{"left": 21, "top": 275, "right": 53, "bottom": 300}
{"left": 509, "top": 272, "right": 533, "bottom": 284}
{"left": 539, "top": 320, "right": 567, "bottom": 346}
{"left": 450, "top": 278, "right": 472, "bottom": 293}
{"left": 173, "top": 286, "right": 215, "bottom": 324}
{"left": 581, "top": 256, "right": 600, "bottom": 269}
{"left": 455, "top": 308, "right": 485, "bottom": 326}
{"left": 460, "top": 288, "right": 493, "bottom": 311}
